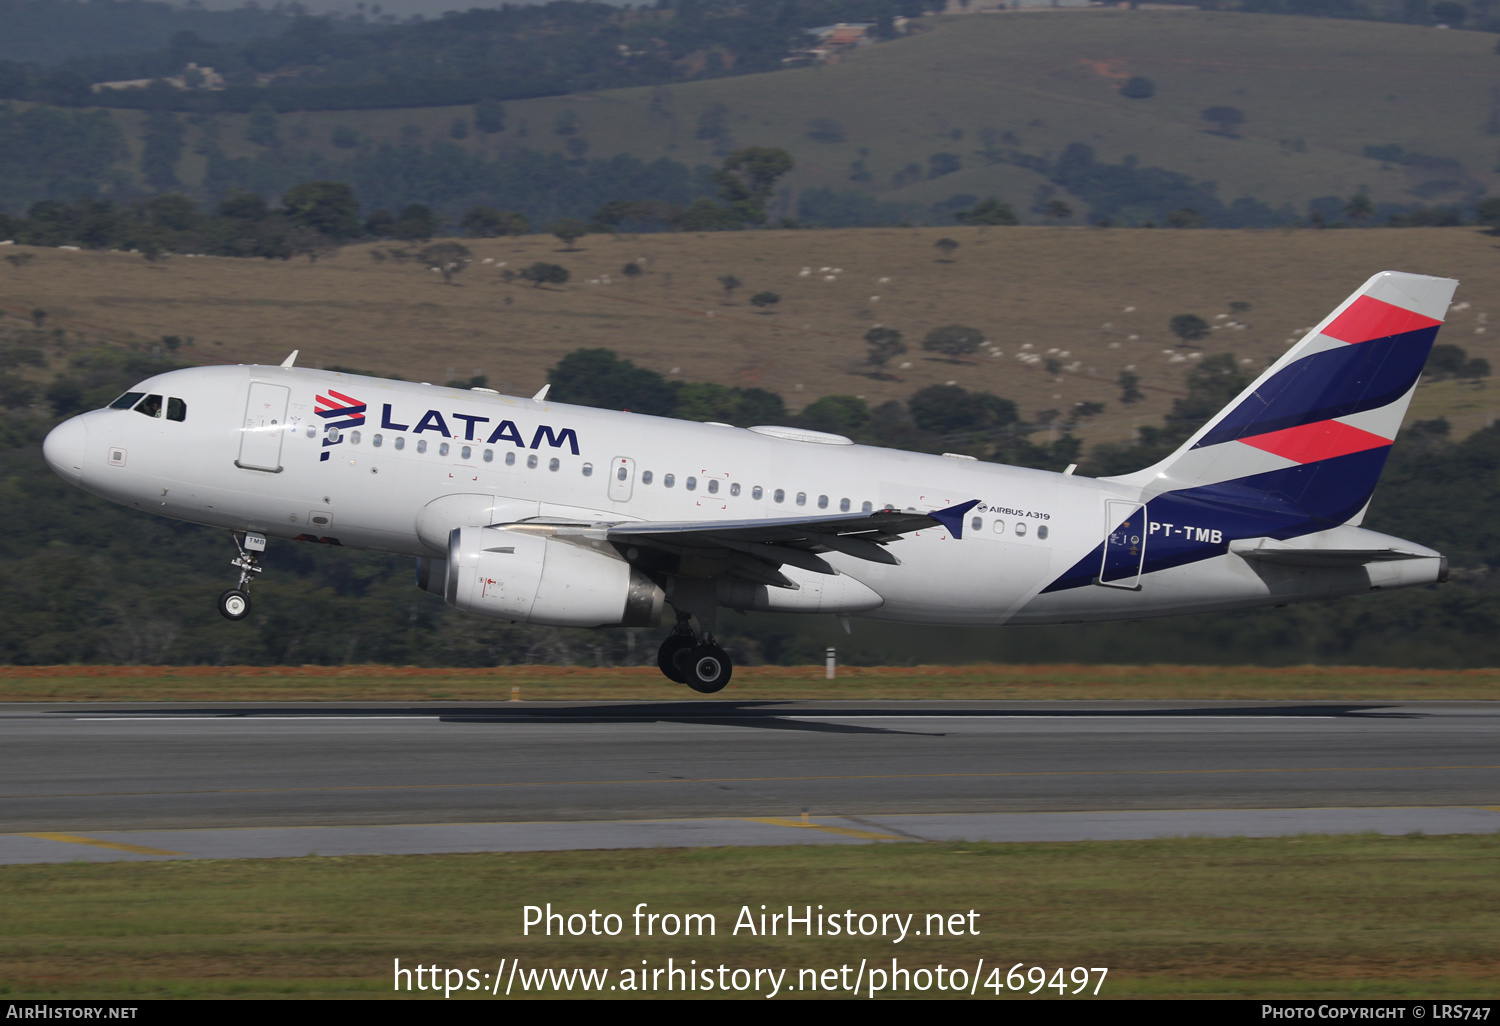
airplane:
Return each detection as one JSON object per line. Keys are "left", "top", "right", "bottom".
{"left": 41, "top": 270, "right": 1455, "bottom": 693}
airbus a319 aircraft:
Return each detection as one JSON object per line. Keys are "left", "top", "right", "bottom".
{"left": 42, "top": 271, "right": 1455, "bottom": 692}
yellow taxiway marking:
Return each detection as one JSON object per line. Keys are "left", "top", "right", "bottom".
{"left": 746, "top": 817, "right": 905, "bottom": 841}
{"left": 2, "top": 766, "right": 1497, "bottom": 802}
{"left": 22, "top": 832, "right": 182, "bottom": 856}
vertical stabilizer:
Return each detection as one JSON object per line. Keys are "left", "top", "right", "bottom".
{"left": 1106, "top": 271, "right": 1457, "bottom": 526}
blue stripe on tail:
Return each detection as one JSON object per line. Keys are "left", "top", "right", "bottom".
{"left": 1193, "top": 326, "right": 1436, "bottom": 448}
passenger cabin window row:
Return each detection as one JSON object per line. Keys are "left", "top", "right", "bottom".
{"left": 110, "top": 392, "right": 187, "bottom": 422}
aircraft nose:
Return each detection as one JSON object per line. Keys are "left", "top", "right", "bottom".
{"left": 43, "top": 416, "right": 88, "bottom": 482}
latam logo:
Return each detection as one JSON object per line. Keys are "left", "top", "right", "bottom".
{"left": 380, "top": 404, "right": 580, "bottom": 454}
{"left": 314, "top": 389, "right": 367, "bottom": 462}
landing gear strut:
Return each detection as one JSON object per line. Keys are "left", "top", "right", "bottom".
{"left": 656, "top": 612, "right": 732, "bottom": 693}
{"left": 218, "top": 531, "right": 266, "bottom": 621}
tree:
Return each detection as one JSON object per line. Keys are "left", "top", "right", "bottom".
{"left": 955, "top": 198, "right": 1018, "bottom": 226}
{"left": 418, "top": 241, "right": 471, "bottom": 285}
{"left": 797, "top": 395, "right": 870, "bottom": 435}
{"left": 1043, "top": 199, "right": 1072, "bottom": 222}
{"left": 922, "top": 324, "right": 984, "bottom": 361}
{"left": 934, "top": 238, "right": 959, "bottom": 261}
{"left": 519, "top": 262, "right": 569, "bottom": 288}
{"left": 1120, "top": 76, "right": 1155, "bottom": 99}
{"left": 1201, "top": 106, "right": 1245, "bottom": 136}
{"left": 1476, "top": 196, "right": 1500, "bottom": 233}
{"left": 461, "top": 206, "right": 527, "bottom": 237}
{"left": 908, "top": 384, "right": 1017, "bottom": 435}
{"left": 1170, "top": 314, "right": 1210, "bottom": 344}
{"left": 718, "top": 274, "right": 742, "bottom": 298}
{"left": 548, "top": 348, "right": 676, "bottom": 415}
{"left": 1118, "top": 370, "right": 1143, "bottom": 405}
{"left": 474, "top": 99, "right": 505, "bottom": 134}
{"left": 281, "top": 181, "right": 361, "bottom": 239}
{"left": 1344, "top": 193, "right": 1374, "bottom": 224}
{"left": 709, "top": 146, "right": 795, "bottom": 225}
{"left": 622, "top": 262, "right": 643, "bottom": 279}
{"left": 864, "top": 327, "right": 906, "bottom": 372}
{"left": 549, "top": 218, "right": 589, "bottom": 250}
{"left": 392, "top": 204, "right": 440, "bottom": 241}
{"left": 749, "top": 291, "right": 780, "bottom": 311}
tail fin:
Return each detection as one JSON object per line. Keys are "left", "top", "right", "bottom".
{"left": 1109, "top": 270, "right": 1457, "bottom": 527}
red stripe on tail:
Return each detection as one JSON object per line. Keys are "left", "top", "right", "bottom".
{"left": 1323, "top": 295, "right": 1442, "bottom": 345}
{"left": 1239, "top": 419, "right": 1391, "bottom": 464}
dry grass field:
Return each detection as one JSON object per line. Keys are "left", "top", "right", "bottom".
{"left": 3, "top": 663, "right": 1497, "bottom": 702}
{"left": 2, "top": 225, "right": 1498, "bottom": 447}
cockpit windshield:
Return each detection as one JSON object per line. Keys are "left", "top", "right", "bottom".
{"left": 109, "top": 391, "right": 145, "bottom": 410}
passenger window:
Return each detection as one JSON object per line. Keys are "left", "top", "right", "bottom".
{"left": 753, "top": 486, "right": 763, "bottom": 500}
{"left": 686, "top": 476, "right": 697, "bottom": 491}
{"left": 707, "top": 479, "right": 719, "bottom": 494}
{"left": 582, "top": 463, "right": 592, "bottom": 476}
{"left": 135, "top": 394, "right": 163, "bottom": 418}
{"left": 862, "top": 501, "right": 873, "bottom": 513}
{"left": 527, "top": 454, "right": 538, "bottom": 469}
{"left": 970, "top": 516, "right": 982, "bottom": 531}
{"left": 817, "top": 495, "right": 828, "bottom": 509}
{"left": 461, "top": 445, "right": 471, "bottom": 460}
{"left": 993, "top": 520, "right": 1005, "bottom": 534}
{"left": 373, "top": 434, "right": 383, "bottom": 448}
{"left": 395, "top": 437, "right": 406, "bottom": 450}
{"left": 166, "top": 397, "right": 186, "bottom": 422}
{"left": 306, "top": 425, "right": 316, "bottom": 438}
{"left": 549, "top": 458, "right": 560, "bottom": 471}
{"left": 350, "top": 430, "right": 361, "bottom": 445}
{"left": 664, "top": 473, "right": 675, "bottom": 488}
{"left": 1016, "top": 522, "right": 1027, "bottom": 537}
{"left": 773, "top": 489, "right": 784, "bottom": 503}
{"left": 439, "top": 442, "right": 449, "bottom": 457}
{"left": 417, "top": 439, "right": 428, "bottom": 454}
{"left": 109, "top": 392, "right": 145, "bottom": 410}
{"left": 730, "top": 483, "right": 740, "bottom": 497}
{"left": 327, "top": 426, "right": 341, "bottom": 443}
{"left": 796, "top": 492, "right": 806, "bottom": 506}
{"left": 1038, "top": 525, "right": 1049, "bottom": 540}
{"left": 617, "top": 466, "right": 628, "bottom": 481}
{"left": 840, "top": 498, "right": 850, "bottom": 512}
{"left": 642, "top": 470, "right": 653, "bottom": 484}
{"left": 484, "top": 449, "right": 493, "bottom": 462}
{"left": 505, "top": 451, "right": 515, "bottom": 465}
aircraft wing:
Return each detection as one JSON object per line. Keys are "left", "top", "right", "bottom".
{"left": 518, "top": 500, "right": 979, "bottom": 589}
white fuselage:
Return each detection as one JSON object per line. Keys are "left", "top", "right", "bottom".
{"left": 42, "top": 364, "right": 1444, "bottom": 627}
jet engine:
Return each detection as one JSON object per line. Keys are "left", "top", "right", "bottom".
{"left": 445, "top": 525, "right": 664, "bottom": 627}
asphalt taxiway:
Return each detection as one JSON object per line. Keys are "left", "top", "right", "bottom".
{"left": 2, "top": 700, "right": 1496, "bottom": 863}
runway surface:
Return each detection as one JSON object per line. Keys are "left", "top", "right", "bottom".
{"left": 2, "top": 700, "right": 1497, "bottom": 862}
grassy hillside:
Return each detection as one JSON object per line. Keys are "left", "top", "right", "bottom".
{"left": 69, "top": 9, "right": 1500, "bottom": 222}
{"left": 2, "top": 225, "right": 1496, "bottom": 449}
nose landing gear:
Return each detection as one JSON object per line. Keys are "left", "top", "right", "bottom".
{"left": 656, "top": 613, "right": 732, "bottom": 693}
{"left": 218, "top": 531, "right": 266, "bottom": 621}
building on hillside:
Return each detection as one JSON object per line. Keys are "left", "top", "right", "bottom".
{"left": 93, "top": 63, "right": 226, "bottom": 93}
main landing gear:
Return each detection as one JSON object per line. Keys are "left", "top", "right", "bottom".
{"left": 657, "top": 614, "right": 732, "bottom": 694}
{"left": 218, "top": 531, "right": 266, "bottom": 621}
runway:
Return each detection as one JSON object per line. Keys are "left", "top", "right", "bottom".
{"left": 2, "top": 700, "right": 1497, "bottom": 863}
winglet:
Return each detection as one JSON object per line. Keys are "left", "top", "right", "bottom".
{"left": 928, "top": 499, "right": 981, "bottom": 539}
{"left": 280, "top": 350, "right": 299, "bottom": 369}
{"left": 532, "top": 383, "right": 551, "bottom": 402}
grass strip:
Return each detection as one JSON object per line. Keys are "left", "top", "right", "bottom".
{"left": 1, "top": 834, "right": 1496, "bottom": 999}
{"left": 1, "top": 664, "right": 1498, "bottom": 703}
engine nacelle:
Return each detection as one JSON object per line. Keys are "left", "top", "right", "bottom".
{"left": 445, "top": 526, "right": 664, "bottom": 627}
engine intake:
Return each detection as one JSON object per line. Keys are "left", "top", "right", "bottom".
{"left": 445, "top": 525, "right": 663, "bottom": 628}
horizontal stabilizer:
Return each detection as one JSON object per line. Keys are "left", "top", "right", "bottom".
{"left": 1229, "top": 537, "right": 1434, "bottom": 567}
